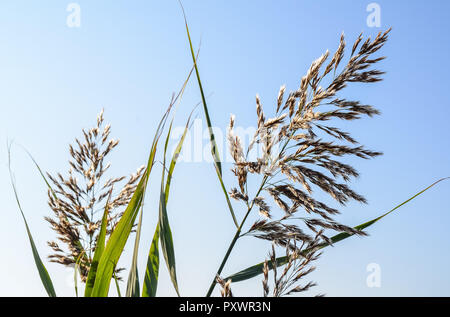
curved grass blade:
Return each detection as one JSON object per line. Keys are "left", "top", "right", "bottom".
{"left": 90, "top": 147, "right": 156, "bottom": 297}
{"left": 159, "top": 186, "right": 179, "bottom": 295}
{"left": 113, "top": 269, "right": 122, "bottom": 297}
{"left": 73, "top": 250, "right": 89, "bottom": 297}
{"left": 125, "top": 208, "right": 143, "bottom": 297}
{"left": 142, "top": 121, "right": 188, "bottom": 297}
{"left": 84, "top": 194, "right": 110, "bottom": 297}
{"left": 25, "top": 149, "right": 90, "bottom": 275}
{"left": 90, "top": 105, "right": 172, "bottom": 297}
{"left": 139, "top": 68, "right": 194, "bottom": 297}
{"left": 142, "top": 224, "right": 160, "bottom": 297}
{"left": 165, "top": 111, "right": 193, "bottom": 201}
{"left": 157, "top": 120, "right": 179, "bottom": 296}
{"left": 142, "top": 109, "right": 194, "bottom": 297}
{"left": 73, "top": 252, "right": 86, "bottom": 297}
{"left": 7, "top": 144, "right": 56, "bottom": 297}
{"left": 180, "top": 2, "right": 239, "bottom": 228}
{"left": 74, "top": 261, "right": 79, "bottom": 297}
{"left": 226, "top": 178, "right": 450, "bottom": 283}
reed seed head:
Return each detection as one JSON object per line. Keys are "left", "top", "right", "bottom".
{"left": 45, "top": 110, "right": 144, "bottom": 281}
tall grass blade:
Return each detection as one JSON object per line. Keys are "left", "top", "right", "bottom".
{"left": 113, "top": 270, "right": 122, "bottom": 297}
{"left": 226, "top": 178, "right": 450, "bottom": 283}
{"left": 125, "top": 208, "right": 143, "bottom": 297}
{"left": 156, "top": 120, "right": 179, "bottom": 296}
{"left": 139, "top": 67, "right": 194, "bottom": 297}
{"left": 74, "top": 261, "right": 79, "bottom": 297}
{"left": 158, "top": 187, "right": 179, "bottom": 295}
{"left": 73, "top": 252, "right": 86, "bottom": 297}
{"left": 25, "top": 149, "right": 90, "bottom": 275}
{"left": 142, "top": 224, "right": 160, "bottom": 297}
{"left": 164, "top": 116, "right": 190, "bottom": 200}
{"left": 180, "top": 2, "right": 239, "bottom": 228}
{"left": 7, "top": 144, "right": 56, "bottom": 297}
{"left": 90, "top": 105, "right": 172, "bottom": 297}
{"left": 142, "top": 110, "right": 192, "bottom": 297}
{"left": 84, "top": 196, "right": 110, "bottom": 297}
{"left": 90, "top": 146, "right": 155, "bottom": 297}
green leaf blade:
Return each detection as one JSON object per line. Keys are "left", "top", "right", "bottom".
{"left": 159, "top": 188, "right": 179, "bottom": 296}
{"left": 8, "top": 146, "right": 56, "bottom": 297}
{"left": 125, "top": 209, "right": 144, "bottom": 297}
{"left": 90, "top": 168, "right": 149, "bottom": 296}
{"left": 90, "top": 125, "right": 161, "bottom": 297}
{"left": 84, "top": 201, "right": 109, "bottom": 297}
{"left": 23, "top": 221, "right": 57, "bottom": 297}
{"left": 142, "top": 225, "right": 160, "bottom": 297}
{"left": 142, "top": 116, "right": 190, "bottom": 297}
{"left": 180, "top": 4, "right": 239, "bottom": 228}
{"left": 226, "top": 178, "right": 450, "bottom": 283}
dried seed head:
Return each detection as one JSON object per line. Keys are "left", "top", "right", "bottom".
{"left": 230, "top": 31, "right": 390, "bottom": 293}
{"left": 45, "top": 110, "right": 144, "bottom": 282}
{"left": 216, "top": 276, "right": 233, "bottom": 297}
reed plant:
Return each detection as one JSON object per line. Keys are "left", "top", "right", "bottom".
{"left": 8, "top": 7, "right": 449, "bottom": 297}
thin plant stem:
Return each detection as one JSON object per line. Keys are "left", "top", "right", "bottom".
{"left": 180, "top": 2, "right": 239, "bottom": 229}
{"left": 206, "top": 128, "right": 296, "bottom": 296}
{"left": 206, "top": 176, "right": 268, "bottom": 297}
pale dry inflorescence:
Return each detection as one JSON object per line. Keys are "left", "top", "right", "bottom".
{"left": 262, "top": 236, "right": 322, "bottom": 297}
{"left": 227, "top": 29, "right": 391, "bottom": 295}
{"left": 45, "top": 110, "right": 144, "bottom": 281}
{"left": 216, "top": 276, "right": 233, "bottom": 298}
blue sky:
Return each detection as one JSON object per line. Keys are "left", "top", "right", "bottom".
{"left": 0, "top": 0, "right": 449, "bottom": 297}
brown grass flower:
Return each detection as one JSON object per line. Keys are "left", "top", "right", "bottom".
{"left": 226, "top": 29, "right": 391, "bottom": 294}
{"left": 45, "top": 110, "right": 144, "bottom": 281}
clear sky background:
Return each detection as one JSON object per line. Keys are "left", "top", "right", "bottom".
{"left": 0, "top": 0, "right": 449, "bottom": 297}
